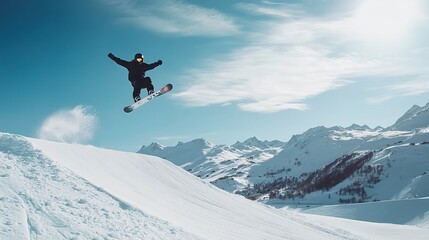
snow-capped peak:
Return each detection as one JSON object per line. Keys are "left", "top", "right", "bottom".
{"left": 190, "top": 138, "right": 213, "bottom": 147}
{"left": 388, "top": 103, "right": 429, "bottom": 131}
{"left": 374, "top": 126, "right": 385, "bottom": 131}
{"left": 139, "top": 142, "right": 165, "bottom": 152}
{"left": 175, "top": 138, "right": 213, "bottom": 148}
{"left": 243, "top": 136, "right": 264, "bottom": 146}
{"left": 346, "top": 124, "right": 372, "bottom": 131}
{"left": 232, "top": 137, "right": 270, "bottom": 150}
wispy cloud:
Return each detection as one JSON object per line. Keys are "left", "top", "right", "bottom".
{"left": 174, "top": 1, "right": 429, "bottom": 112}
{"left": 235, "top": 2, "right": 304, "bottom": 18}
{"left": 174, "top": 45, "right": 366, "bottom": 112}
{"left": 173, "top": 3, "right": 382, "bottom": 112}
{"left": 390, "top": 77, "right": 429, "bottom": 96}
{"left": 367, "top": 76, "right": 429, "bottom": 104}
{"left": 38, "top": 105, "right": 98, "bottom": 144}
{"left": 105, "top": 0, "right": 239, "bottom": 36}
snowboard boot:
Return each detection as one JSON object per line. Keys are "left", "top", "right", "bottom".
{"left": 134, "top": 96, "right": 141, "bottom": 102}
{"left": 148, "top": 90, "right": 155, "bottom": 95}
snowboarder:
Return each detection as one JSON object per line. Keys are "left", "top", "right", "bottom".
{"left": 108, "top": 53, "right": 163, "bottom": 102}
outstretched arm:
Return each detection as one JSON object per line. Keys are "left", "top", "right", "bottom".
{"left": 108, "top": 53, "right": 129, "bottom": 68}
{"left": 146, "top": 60, "right": 163, "bottom": 70}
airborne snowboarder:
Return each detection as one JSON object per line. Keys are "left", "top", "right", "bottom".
{"left": 108, "top": 52, "right": 163, "bottom": 102}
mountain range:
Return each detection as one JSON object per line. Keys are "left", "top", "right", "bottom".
{"left": 139, "top": 102, "right": 429, "bottom": 208}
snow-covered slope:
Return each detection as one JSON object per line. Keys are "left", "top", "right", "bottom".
{"left": 250, "top": 125, "right": 376, "bottom": 179}
{"left": 139, "top": 137, "right": 285, "bottom": 192}
{"left": 388, "top": 102, "right": 429, "bottom": 131}
{"left": 303, "top": 198, "right": 429, "bottom": 228}
{"left": 243, "top": 103, "right": 429, "bottom": 206}
{"left": 240, "top": 104, "right": 429, "bottom": 228}
{"left": 0, "top": 133, "right": 200, "bottom": 240}
{"left": 2, "top": 133, "right": 429, "bottom": 239}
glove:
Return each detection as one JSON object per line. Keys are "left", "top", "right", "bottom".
{"left": 108, "top": 53, "right": 115, "bottom": 60}
{"left": 157, "top": 60, "right": 163, "bottom": 65}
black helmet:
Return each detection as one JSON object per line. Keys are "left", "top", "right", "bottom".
{"left": 135, "top": 53, "right": 144, "bottom": 59}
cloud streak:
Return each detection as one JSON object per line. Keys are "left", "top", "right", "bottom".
{"left": 173, "top": 3, "right": 380, "bottom": 112}
{"left": 367, "top": 76, "right": 429, "bottom": 104}
{"left": 105, "top": 0, "right": 239, "bottom": 36}
{"left": 174, "top": 2, "right": 429, "bottom": 112}
{"left": 174, "top": 45, "right": 365, "bottom": 112}
{"left": 38, "top": 105, "right": 98, "bottom": 144}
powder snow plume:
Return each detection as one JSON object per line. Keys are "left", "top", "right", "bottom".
{"left": 38, "top": 105, "right": 98, "bottom": 144}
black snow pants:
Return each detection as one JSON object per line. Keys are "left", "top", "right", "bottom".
{"left": 131, "top": 77, "right": 154, "bottom": 99}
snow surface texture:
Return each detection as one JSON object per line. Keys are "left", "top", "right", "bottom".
{"left": 2, "top": 133, "right": 429, "bottom": 239}
{"left": 303, "top": 198, "right": 429, "bottom": 228}
{"left": 0, "top": 133, "right": 200, "bottom": 240}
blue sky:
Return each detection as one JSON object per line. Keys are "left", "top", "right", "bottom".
{"left": 1, "top": 0, "right": 429, "bottom": 151}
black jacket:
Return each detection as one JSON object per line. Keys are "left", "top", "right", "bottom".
{"left": 109, "top": 54, "right": 162, "bottom": 82}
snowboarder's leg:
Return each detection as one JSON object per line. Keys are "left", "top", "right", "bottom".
{"left": 132, "top": 89, "right": 141, "bottom": 102}
{"left": 132, "top": 80, "right": 143, "bottom": 102}
{"left": 143, "top": 77, "right": 154, "bottom": 95}
{"left": 132, "top": 77, "right": 154, "bottom": 101}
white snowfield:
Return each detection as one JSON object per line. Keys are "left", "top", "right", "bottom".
{"left": 304, "top": 198, "right": 429, "bottom": 228}
{"left": 1, "top": 133, "right": 428, "bottom": 240}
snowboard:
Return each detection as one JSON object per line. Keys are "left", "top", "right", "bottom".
{"left": 124, "top": 83, "right": 173, "bottom": 113}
